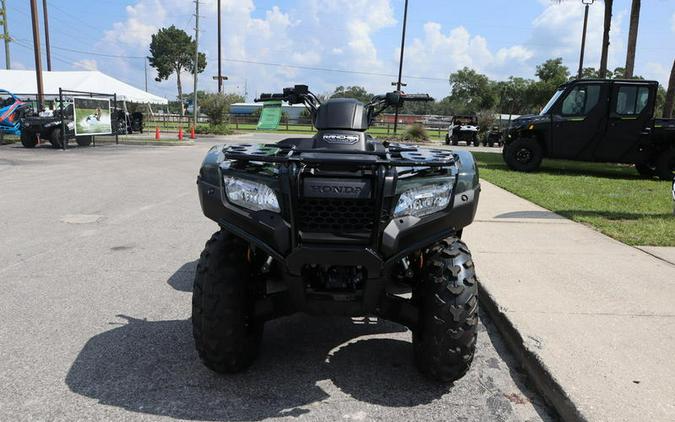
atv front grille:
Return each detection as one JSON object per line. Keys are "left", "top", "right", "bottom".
{"left": 297, "top": 198, "right": 376, "bottom": 233}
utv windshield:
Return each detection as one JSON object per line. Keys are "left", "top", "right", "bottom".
{"left": 539, "top": 88, "right": 564, "bottom": 115}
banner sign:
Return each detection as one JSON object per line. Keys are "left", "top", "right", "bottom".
{"left": 256, "top": 100, "right": 282, "bottom": 130}
{"left": 73, "top": 97, "right": 112, "bottom": 136}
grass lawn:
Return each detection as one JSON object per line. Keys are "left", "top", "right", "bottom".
{"left": 472, "top": 152, "right": 674, "bottom": 247}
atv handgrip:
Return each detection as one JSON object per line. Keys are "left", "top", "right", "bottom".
{"left": 402, "top": 94, "right": 434, "bottom": 102}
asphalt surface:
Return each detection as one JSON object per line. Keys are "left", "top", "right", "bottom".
{"left": 0, "top": 136, "right": 551, "bottom": 422}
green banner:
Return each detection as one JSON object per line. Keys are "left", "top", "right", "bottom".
{"left": 257, "top": 100, "right": 282, "bottom": 130}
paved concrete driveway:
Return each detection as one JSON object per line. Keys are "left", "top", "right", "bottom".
{"left": 0, "top": 137, "right": 549, "bottom": 421}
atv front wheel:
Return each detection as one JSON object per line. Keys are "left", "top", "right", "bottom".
{"left": 503, "top": 138, "right": 543, "bottom": 172}
{"left": 49, "top": 128, "right": 65, "bottom": 148}
{"left": 413, "top": 238, "right": 478, "bottom": 382}
{"left": 192, "top": 230, "right": 264, "bottom": 373}
{"left": 20, "top": 130, "right": 37, "bottom": 148}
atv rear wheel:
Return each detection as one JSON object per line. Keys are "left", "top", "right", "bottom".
{"left": 76, "top": 136, "right": 93, "bottom": 147}
{"left": 451, "top": 136, "right": 458, "bottom": 146}
{"left": 192, "top": 231, "right": 264, "bottom": 373}
{"left": 20, "top": 130, "right": 37, "bottom": 148}
{"left": 413, "top": 238, "right": 478, "bottom": 383}
{"left": 445, "top": 134, "right": 450, "bottom": 145}
{"left": 655, "top": 149, "right": 675, "bottom": 181}
{"left": 503, "top": 138, "right": 543, "bottom": 172}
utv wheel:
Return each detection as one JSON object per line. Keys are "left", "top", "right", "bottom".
{"left": 445, "top": 134, "right": 450, "bottom": 145}
{"left": 451, "top": 137, "right": 458, "bottom": 146}
{"left": 20, "top": 130, "right": 37, "bottom": 148}
{"left": 192, "top": 231, "right": 264, "bottom": 373}
{"left": 413, "top": 238, "right": 478, "bottom": 383}
{"left": 76, "top": 136, "right": 93, "bottom": 147}
{"left": 655, "top": 149, "right": 675, "bottom": 181}
{"left": 503, "top": 138, "right": 543, "bottom": 172}
{"left": 635, "top": 163, "right": 656, "bottom": 178}
{"left": 49, "top": 128, "right": 65, "bottom": 148}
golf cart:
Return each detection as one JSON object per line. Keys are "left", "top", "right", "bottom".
{"left": 445, "top": 114, "right": 479, "bottom": 146}
{"left": 502, "top": 79, "right": 675, "bottom": 180}
{"left": 193, "top": 85, "right": 481, "bottom": 382}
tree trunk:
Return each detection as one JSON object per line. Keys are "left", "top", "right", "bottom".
{"left": 598, "top": 0, "right": 613, "bottom": 79}
{"left": 624, "top": 0, "right": 640, "bottom": 78}
{"left": 176, "top": 66, "right": 185, "bottom": 116}
{"left": 663, "top": 59, "right": 675, "bottom": 118}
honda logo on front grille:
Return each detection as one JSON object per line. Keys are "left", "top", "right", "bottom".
{"left": 303, "top": 178, "right": 371, "bottom": 199}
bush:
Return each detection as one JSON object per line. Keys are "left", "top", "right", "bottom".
{"left": 403, "top": 123, "right": 429, "bottom": 142}
{"left": 194, "top": 124, "right": 233, "bottom": 135}
{"left": 201, "top": 93, "right": 243, "bottom": 125}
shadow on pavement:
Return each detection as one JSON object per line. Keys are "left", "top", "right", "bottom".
{"left": 65, "top": 311, "right": 449, "bottom": 421}
{"left": 167, "top": 260, "right": 198, "bottom": 292}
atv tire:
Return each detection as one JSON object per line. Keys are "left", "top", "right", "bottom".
{"left": 413, "top": 238, "right": 478, "bottom": 383}
{"left": 655, "top": 149, "right": 675, "bottom": 181}
{"left": 49, "top": 128, "right": 65, "bottom": 148}
{"left": 451, "top": 136, "right": 458, "bottom": 146}
{"left": 20, "top": 130, "right": 37, "bottom": 148}
{"left": 445, "top": 134, "right": 450, "bottom": 145}
{"left": 503, "top": 138, "right": 543, "bottom": 172}
{"left": 635, "top": 163, "right": 656, "bottom": 178}
{"left": 76, "top": 136, "right": 93, "bottom": 147}
{"left": 192, "top": 230, "right": 264, "bottom": 374}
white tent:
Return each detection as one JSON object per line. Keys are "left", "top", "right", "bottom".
{"left": 0, "top": 70, "right": 168, "bottom": 104}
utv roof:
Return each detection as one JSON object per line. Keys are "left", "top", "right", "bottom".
{"left": 559, "top": 79, "right": 659, "bottom": 89}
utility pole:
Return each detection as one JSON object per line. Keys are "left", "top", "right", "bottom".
{"left": 42, "top": 0, "right": 51, "bottom": 71}
{"left": 217, "top": 0, "right": 222, "bottom": 93}
{"left": 1, "top": 0, "right": 10, "bottom": 69}
{"left": 144, "top": 57, "right": 148, "bottom": 92}
{"left": 29, "top": 0, "right": 44, "bottom": 108}
{"left": 393, "top": 0, "right": 409, "bottom": 134}
{"left": 577, "top": 0, "right": 593, "bottom": 79}
{"left": 193, "top": 0, "right": 199, "bottom": 128}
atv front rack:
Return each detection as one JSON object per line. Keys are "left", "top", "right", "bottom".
{"left": 222, "top": 143, "right": 456, "bottom": 167}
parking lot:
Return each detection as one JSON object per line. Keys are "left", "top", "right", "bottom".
{"left": 0, "top": 137, "right": 552, "bottom": 421}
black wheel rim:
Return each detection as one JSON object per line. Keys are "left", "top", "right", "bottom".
{"left": 515, "top": 147, "right": 532, "bottom": 164}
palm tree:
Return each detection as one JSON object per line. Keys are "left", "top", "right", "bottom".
{"left": 624, "top": 0, "right": 640, "bottom": 78}
{"left": 598, "top": 0, "right": 613, "bottom": 78}
{"left": 663, "top": 59, "right": 675, "bottom": 118}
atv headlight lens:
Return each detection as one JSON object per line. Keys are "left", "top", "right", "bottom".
{"left": 223, "top": 176, "right": 280, "bottom": 212}
{"left": 393, "top": 182, "right": 453, "bottom": 218}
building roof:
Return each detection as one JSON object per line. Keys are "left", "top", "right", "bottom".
{"left": 0, "top": 70, "right": 168, "bottom": 104}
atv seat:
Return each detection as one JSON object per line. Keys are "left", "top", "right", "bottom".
{"left": 277, "top": 137, "right": 314, "bottom": 149}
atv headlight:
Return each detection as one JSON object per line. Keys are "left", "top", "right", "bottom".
{"left": 393, "top": 182, "right": 454, "bottom": 218}
{"left": 223, "top": 176, "right": 280, "bottom": 212}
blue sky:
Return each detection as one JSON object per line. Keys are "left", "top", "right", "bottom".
{"left": 5, "top": 0, "right": 674, "bottom": 102}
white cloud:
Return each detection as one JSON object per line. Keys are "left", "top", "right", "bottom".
{"left": 529, "top": 2, "right": 626, "bottom": 72}
{"left": 405, "top": 22, "right": 533, "bottom": 86}
{"left": 73, "top": 59, "right": 98, "bottom": 71}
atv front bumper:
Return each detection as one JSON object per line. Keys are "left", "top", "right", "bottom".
{"left": 197, "top": 146, "right": 480, "bottom": 280}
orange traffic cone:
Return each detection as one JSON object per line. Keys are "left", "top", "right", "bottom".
{"left": 155, "top": 127, "right": 160, "bottom": 140}
{"left": 178, "top": 127, "right": 184, "bottom": 140}
{"left": 190, "top": 126, "right": 196, "bottom": 139}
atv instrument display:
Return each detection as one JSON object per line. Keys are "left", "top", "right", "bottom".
{"left": 193, "top": 85, "right": 481, "bottom": 382}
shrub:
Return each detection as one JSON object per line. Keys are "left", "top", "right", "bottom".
{"left": 200, "top": 93, "right": 244, "bottom": 125}
{"left": 193, "top": 123, "right": 233, "bottom": 135}
{"left": 403, "top": 123, "right": 429, "bottom": 142}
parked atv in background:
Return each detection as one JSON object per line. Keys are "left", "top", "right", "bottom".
{"left": 502, "top": 79, "right": 675, "bottom": 180}
{"left": 445, "top": 114, "right": 479, "bottom": 146}
{"left": 482, "top": 126, "right": 503, "bottom": 147}
{"left": 0, "top": 89, "right": 30, "bottom": 137}
{"left": 194, "top": 85, "right": 482, "bottom": 382}
{"left": 20, "top": 103, "right": 94, "bottom": 148}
